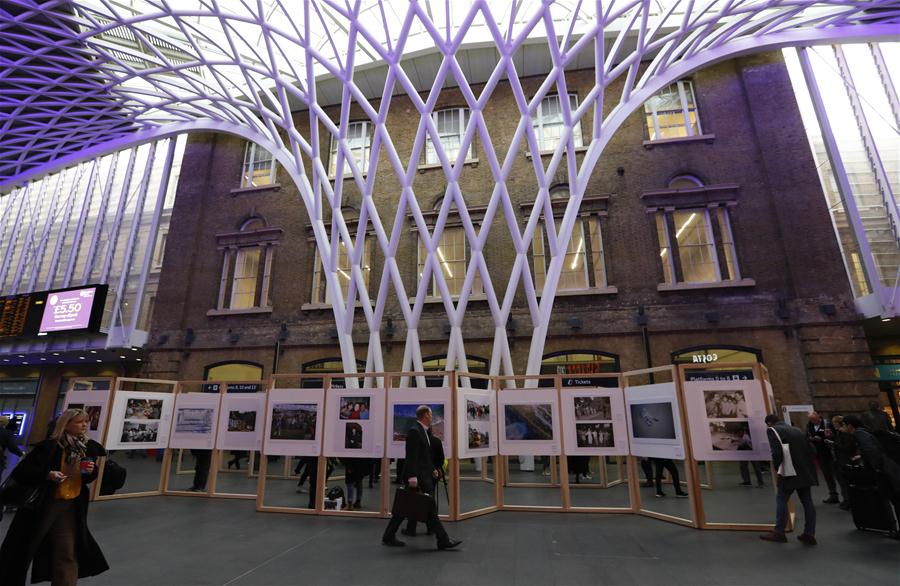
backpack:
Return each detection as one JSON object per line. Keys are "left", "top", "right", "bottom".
{"left": 325, "top": 485, "right": 344, "bottom": 501}
{"left": 100, "top": 459, "right": 127, "bottom": 495}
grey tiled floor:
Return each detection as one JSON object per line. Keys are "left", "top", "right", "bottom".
{"left": 3, "top": 488, "right": 897, "bottom": 586}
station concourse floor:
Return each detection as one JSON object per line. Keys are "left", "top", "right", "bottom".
{"left": 3, "top": 489, "right": 898, "bottom": 586}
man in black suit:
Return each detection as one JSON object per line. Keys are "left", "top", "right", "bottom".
{"left": 806, "top": 412, "right": 840, "bottom": 504}
{"left": 382, "top": 405, "right": 461, "bottom": 550}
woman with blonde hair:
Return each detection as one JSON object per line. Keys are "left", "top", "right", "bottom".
{"left": 0, "top": 409, "right": 109, "bottom": 585}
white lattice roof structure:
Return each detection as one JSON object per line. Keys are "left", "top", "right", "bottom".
{"left": 1, "top": 0, "right": 898, "bottom": 382}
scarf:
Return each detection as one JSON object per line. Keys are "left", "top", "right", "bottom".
{"left": 58, "top": 432, "right": 88, "bottom": 465}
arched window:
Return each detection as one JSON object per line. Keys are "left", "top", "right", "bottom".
{"left": 214, "top": 215, "right": 280, "bottom": 311}
{"left": 668, "top": 174, "right": 704, "bottom": 189}
{"left": 419, "top": 354, "right": 490, "bottom": 388}
{"left": 301, "top": 357, "right": 367, "bottom": 389}
{"left": 204, "top": 361, "right": 263, "bottom": 381}
{"left": 540, "top": 350, "right": 619, "bottom": 387}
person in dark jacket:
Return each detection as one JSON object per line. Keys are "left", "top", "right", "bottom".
{"left": 806, "top": 412, "right": 839, "bottom": 504}
{"left": 0, "top": 408, "right": 109, "bottom": 585}
{"left": 760, "top": 415, "right": 818, "bottom": 545}
{"left": 404, "top": 430, "right": 445, "bottom": 537}
{"left": 830, "top": 415, "right": 856, "bottom": 510}
{"left": 861, "top": 400, "right": 894, "bottom": 433}
{"left": 0, "top": 415, "right": 24, "bottom": 479}
{"left": 844, "top": 414, "right": 900, "bottom": 523}
{"left": 382, "top": 405, "right": 461, "bottom": 550}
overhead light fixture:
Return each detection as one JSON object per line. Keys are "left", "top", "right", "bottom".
{"left": 882, "top": 318, "right": 891, "bottom": 322}
{"left": 40, "top": 358, "right": 46, "bottom": 361}
{"left": 52, "top": 352, "right": 60, "bottom": 356}
{"left": 90, "top": 350, "right": 97, "bottom": 354}
{"left": 136, "top": 358, "right": 142, "bottom": 361}
{"left": 79, "top": 356, "right": 85, "bottom": 360}
{"left": 17, "top": 355, "right": 24, "bottom": 358}
{"left": 58, "top": 361, "right": 64, "bottom": 364}
{"left": 96, "top": 359, "right": 102, "bottom": 363}
{"left": 22, "top": 361, "right": 28, "bottom": 365}
{"left": 119, "top": 355, "right": 126, "bottom": 359}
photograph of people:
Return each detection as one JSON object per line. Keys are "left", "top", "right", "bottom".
{"left": 575, "top": 422, "right": 614, "bottom": 448}
{"left": 574, "top": 397, "right": 612, "bottom": 421}
{"left": 339, "top": 397, "right": 370, "bottom": 420}
{"left": 704, "top": 390, "right": 748, "bottom": 419}
{"left": 345, "top": 422, "right": 363, "bottom": 449}
{"left": 124, "top": 398, "right": 162, "bottom": 420}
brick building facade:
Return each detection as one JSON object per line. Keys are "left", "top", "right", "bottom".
{"left": 143, "top": 51, "right": 880, "bottom": 413}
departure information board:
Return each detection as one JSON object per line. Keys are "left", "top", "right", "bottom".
{"left": 0, "top": 293, "right": 33, "bottom": 338}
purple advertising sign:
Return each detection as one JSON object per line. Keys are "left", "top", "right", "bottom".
{"left": 39, "top": 287, "right": 96, "bottom": 333}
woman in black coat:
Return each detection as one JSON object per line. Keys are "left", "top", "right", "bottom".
{"left": 0, "top": 408, "right": 109, "bottom": 585}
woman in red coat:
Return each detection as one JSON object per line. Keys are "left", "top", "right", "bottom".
{"left": 0, "top": 409, "right": 109, "bottom": 585}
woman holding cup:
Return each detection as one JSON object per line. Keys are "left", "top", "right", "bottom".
{"left": 0, "top": 408, "right": 109, "bottom": 585}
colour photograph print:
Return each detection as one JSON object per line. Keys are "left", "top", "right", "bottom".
{"left": 504, "top": 403, "right": 554, "bottom": 441}
{"left": 125, "top": 398, "right": 162, "bottom": 420}
{"left": 175, "top": 407, "right": 214, "bottom": 434}
{"left": 228, "top": 410, "right": 257, "bottom": 432}
{"left": 576, "top": 422, "right": 614, "bottom": 448}
{"left": 339, "top": 397, "right": 370, "bottom": 420}
{"left": 710, "top": 421, "right": 752, "bottom": 451}
{"left": 704, "top": 390, "right": 748, "bottom": 419}
{"left": 629, "top": 402, "right": 677, "bottom": 440}
{"left": 393, "top": 403, "right": 444, "bottom": 442}
{"left": 270, "top": 403, "right": 317, "bottom": 440}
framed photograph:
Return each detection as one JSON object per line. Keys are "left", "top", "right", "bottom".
{"left": 64, "top": 389, "right": 110, "bottom": 443}
{"left": 457, "top": 389, "right": 497, "bottom": 458}
{"left": 169, "top": 392, "right": 221, "bottom": 450}
{"left": 684, "top": 380, "right": 770, "bottom": 461}
{"left": 106, "top": 391, "right": 175, "bottom": 450}
{"left": 624, "top": 383, "right": 684, "bottom": 459}
{"left": 216, "top": 393, "right": 266, "bottom": 451}
{"left": 323, "top": 388, "right": 385, "bottom": 458}
{"left": 498, "top": 389, "right": 560, "bottom": 456}
{"left": 263, "top": 388, "right": 325, "bottom": 457}
{"left": 560, "top": 388, "right": 628, "bottom": 456}
{"left": 387, "top": 387, "right": 452, "bottom": 459}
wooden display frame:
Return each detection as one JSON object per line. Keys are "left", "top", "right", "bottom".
{"left": 94, "top": 377, "right": 178, "bottom": 501}
{"left": 454, "top": 372, "right": 500, "bottom": 521}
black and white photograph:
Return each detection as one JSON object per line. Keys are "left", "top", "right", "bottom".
{"left": 120, "top": 420, "right": 159, "bottom": 443}
{"left": 125, "top": 398, "right": 163, "bottom": 420}
{"left": 576, "top": 422, "right": 614, "bottom": 448}
{"left": 339, "top": 397, "right": 370, "bottom": 420}
{"left": 629, "top": 402, "right": 677, "bottom": 440}
{"left": 227, "top": 410, "right": 257, "bottom": 432}
{"left": 574, "top": 396, "right": 612, "bottom": 420}
{"left": 504, "top": 403, "right": 554, "bottom": 441}
{"left": 466, "top": 398, "right": 491, "bottom": 421}
{"left": 710, "top": 421, "right": 752, "bottom": 451}
{"left": 344, "top": 422, "right": 363, "bottom": 449}
{"left": 175, "top": 407, "right": 214, "bottom": 434}
{"left": 468, "top": 423, "right": 490, "bottom": 449}
{"left": 270, "top": 403, "right": 317, "bottom": 440}
{"left": 704, "top": 390, "right": 748, "bottom": 419}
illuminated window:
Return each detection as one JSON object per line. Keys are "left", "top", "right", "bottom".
{"left": 643, "top": 80, "right": 701, "bottom": 140}
{"left": 240, "top": 142, "right": 276, "bottom": 188}
{"left": 532, "top": 188, "right": 606, "bottom": 291}
{"left": 311, "top": 237, "right": 373, "bottom": 304}
{"left": 534, "top": 94, "right": 584, "bottom": 152}
{"left": 215, "top": 218, "right": 275, "bottom": 311}
{"left": 656, "top": 207, "right": 740, "bottom": 284}
{"left": 425, "top": 108, "right": 472, "bottom": 165}
{"left": 418, "top": 226, "right": 482, "bottom": 297}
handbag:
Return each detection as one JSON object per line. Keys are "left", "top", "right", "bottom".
{"left": 0, "top": 474, "right": 45, "bottom": 509}
{"left": 391, "top": 486, "right": 435, "bottom": 523}
{"left": 769, "top": 427, "right": 796, "bottom": 477}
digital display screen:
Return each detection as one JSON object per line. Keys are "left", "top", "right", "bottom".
{"left": 0, "top": 293, "right": 33, "bottom": 338}
{"left": 39, "top": 287, "right": 101, "bottom": 334}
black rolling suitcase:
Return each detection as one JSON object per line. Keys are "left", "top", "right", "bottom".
{"left": 847, "top": 483, "right": 898, "bottom": 534}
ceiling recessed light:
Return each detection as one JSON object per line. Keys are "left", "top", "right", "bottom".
{"left": 90, "top": 350, "right": 97, "bottom": 354}
{"left": 17, "top": 355, "right": 24, "bottom": 358}
{"left": 22, "top": 361, "right": 28, "bottom": 365}
{"left": 79, "top": 356, "right": 85, "bottom": 360}
{"left": 58, "top": 360, "right": 64, "bottom": 364}
{"left": 52, "top": 352, "right": 60, "bottom": 356}
{"left": 119, "top": 355, "right": 126, "bottom": 359}
{"left": 136, "top": 358, "right": 142, "bottom": 361}
{"left": 96, "top": 359, "right": 102, "bottom": 363}
{"left": 2, "top": 359, "right": 8, "bottom": 362}
{"left": 40, "top": 358, "right": 46, "bottom": 361}
{"left": 882, "top": 318, "right": 891, "bottom": 322}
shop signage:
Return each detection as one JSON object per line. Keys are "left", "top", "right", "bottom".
{"left": 691, "top": 353, "right": 719, "bottom": 363}
{"left": 201, "top": 382, "right": 264, "bottom": 393}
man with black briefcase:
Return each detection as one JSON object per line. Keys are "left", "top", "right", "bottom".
{"left": 382, "top": 405, "right": 461, "bottom": 550}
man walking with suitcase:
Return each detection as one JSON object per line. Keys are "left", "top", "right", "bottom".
{"left": 760, "top": 415, "right": 818, "bottom": 545}
{"left": 382, "top": 405, "right": 461, "bottom": 550}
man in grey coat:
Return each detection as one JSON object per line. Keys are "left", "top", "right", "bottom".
{"left": 760, "top": 414, "right": 818, "bottom": 545}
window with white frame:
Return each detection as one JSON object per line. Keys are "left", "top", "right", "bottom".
{"left": 425, "top": 108, "right": 472, "bottom": 165}
{"left": 240, "top": 142, "right": 276, "bottom": 188}
{"left": 418, "top": 225, "right": 483, "bottom": 298}
{"left": 311, "top": 237, "right": 373, "bottom": 304}
{"left": 643, "top": 80, "right": 702, "bottom": 140}
{"left": 656, "top": 207, "right": 740, "bottom": 285}
{"left": 329, "top": 121, "right": 372, "bottom": 176}
{"left": 531, "top": 190, "right": 606, "bottom": 291}
{"left": 215, "top": 218, "right": 275, "bottom": 311}
{"left": 533, "top": 94, "right": 584, "bottom": 152}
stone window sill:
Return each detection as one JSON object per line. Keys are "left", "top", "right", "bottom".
{"left": 525, "top": 146, "right": 588, "bottom": 159}
{"left": 417, "top": 159, "right": 479, "bottom": 172}
{"left": 642, "top": 134, "right": 716, "bottom": 149}
{"left": 301, "top": 302, "right": 373, "bottom": 311}
{"left": 412, "top": 294, "right": 488, "bottom": 305}
{"left": 229, "top": 183, "right": 281, "bottom": 195}
{"left": 539, "top": 286, "right": 618, "bottom": 298}
{"left": 207, "top": 306, "right": 273, "bottom": 316}
{"left": 657, "top": 278, "right": 755, "bottom": 292}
